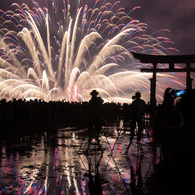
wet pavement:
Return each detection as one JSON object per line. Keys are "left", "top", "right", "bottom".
{"left": 0, "top": 120, "right": 160, "bottom": 195}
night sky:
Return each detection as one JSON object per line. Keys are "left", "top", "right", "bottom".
{"left": 1, "top": 0, "right": 194, "bottom": 55}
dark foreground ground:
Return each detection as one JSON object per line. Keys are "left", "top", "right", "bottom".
{"left": 0, "top": 120, "right": 186, "bottom": 195}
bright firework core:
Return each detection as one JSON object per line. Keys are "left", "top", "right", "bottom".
{"left": 0, "top": 0, "right": 185, "bottom": 103}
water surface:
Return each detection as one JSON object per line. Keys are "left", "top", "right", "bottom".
{"left": 0, "top": 121, "right": 157, "bottom": 195}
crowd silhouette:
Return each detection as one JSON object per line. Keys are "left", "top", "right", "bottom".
{"left": 1, "top": 88, "right": 194, "bottom": 194}
{"left": 0, "top": 94, "right": 152, "bottom": 140}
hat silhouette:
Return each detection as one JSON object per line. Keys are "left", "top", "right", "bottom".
{"left": 90, "top": 90, "right": 99, "bottom": 96}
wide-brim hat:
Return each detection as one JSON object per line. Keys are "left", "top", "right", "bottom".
{"left": 90, "top": 90, "right": 99, "bottom": 96}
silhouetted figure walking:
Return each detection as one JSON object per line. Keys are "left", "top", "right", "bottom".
{"left": 86, "top": 90, "right": 104, "bottom": 153}
{"left": 126, "top": 92, "right": 146, "bottom": 152}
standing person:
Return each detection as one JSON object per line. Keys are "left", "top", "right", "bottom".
{"left": 86, "top": 90, "right": 104, "bottom": 153}
{"left": 126, "top": 92, "right": 146, "bottom": 151}
{"left": 152, "top": 88, "right": 195, "bottom": 194}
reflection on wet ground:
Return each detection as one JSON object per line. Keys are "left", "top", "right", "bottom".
{"left": 0, "top": 121, "right": 160, "bottom": 195}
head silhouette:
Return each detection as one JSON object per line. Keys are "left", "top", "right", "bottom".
{"left": 90, "top": 90, "right": 99, "bottom": 97}
{"left": 135, "top": 92, "right": 141, "bottom": 99}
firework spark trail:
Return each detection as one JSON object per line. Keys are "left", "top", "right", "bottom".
{"left": 0, "top": 0, "right": 183, "bottom": 102}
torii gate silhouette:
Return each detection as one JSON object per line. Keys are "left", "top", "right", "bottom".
{"left": 132, "top": 52, "right": 195, "bottom": 107}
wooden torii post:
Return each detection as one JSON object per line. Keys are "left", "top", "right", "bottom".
{"left": 132, "top": 52, "right": 195, "bottom": 107}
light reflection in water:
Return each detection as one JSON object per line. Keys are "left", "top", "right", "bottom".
{"left": 0, "top": 121, "right": 158, "bottom": 194}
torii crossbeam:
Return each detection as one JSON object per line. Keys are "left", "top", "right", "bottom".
{"left": 132, "top": 52, "right": 195, "bottom": 107}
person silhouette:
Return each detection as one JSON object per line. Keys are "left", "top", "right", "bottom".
{"left": 126, "top": 92, "right": 146, "bottom": 152}
{"left": 86, "top": 90, "right": 104, "bottom": 154}
{"left": 153, "top": 88, "right": 195, "bottom": 194}
{"left": 87, "top": 161, "right": 103, "bottom": 195}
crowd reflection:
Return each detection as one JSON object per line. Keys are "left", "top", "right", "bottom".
{"left": 0, "top": 119, "right": 157, "bottom": 194}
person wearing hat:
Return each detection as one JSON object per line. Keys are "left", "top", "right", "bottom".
{"left": 126, "top": 91, "right": 147, "bottom": 152}
{"left": 86, "top": 90, "right": 104, "bottom": 153}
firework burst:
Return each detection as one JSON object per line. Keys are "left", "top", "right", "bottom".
{"left": 0, "top": 0, "right": 182, "bottom": 102}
